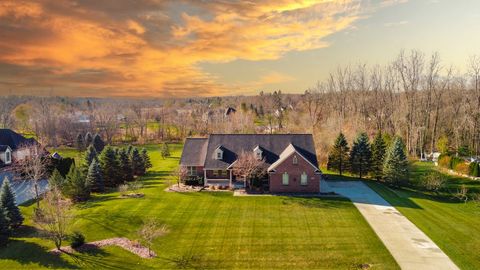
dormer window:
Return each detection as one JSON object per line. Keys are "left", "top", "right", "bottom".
{"left": 214, "top": 146, "right": 224, "bottom": 160}
{"left": 253, "top": 146, "right": 263, "bottom": 160}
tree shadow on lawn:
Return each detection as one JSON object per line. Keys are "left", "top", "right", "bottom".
{"left": 63, "top": 248, "right": 143, "bottom": 270}
{"left": 0, "top": 239, "right": 76, "bottom": 269}
{"left": 282, "top": 196, "right": 350, "bottom": 209}
{"left": 75, "top": 194, "right": 121, "bottom": 210}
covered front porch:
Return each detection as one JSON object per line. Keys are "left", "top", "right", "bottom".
{"left": 203, "top": 169, "right": 246, "bottom": 189}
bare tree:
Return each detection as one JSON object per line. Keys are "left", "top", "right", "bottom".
{"left": 14, "top": 144, "right": 49, "bottom": 209}
{"left": 33, "top": 187, "right": 72, "bottom": 251}
{"left": 231, "top": 151, "right": 266, "bottom": 189}
{"left": 171, "top": 166, "right": 188, "bottom": 187}
{"left": 137, "top": 219, "right": 169, "bottom": 257}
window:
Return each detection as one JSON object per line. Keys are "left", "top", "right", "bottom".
{"left": 282, "top": 172, "right": 289, "bottom": 185}
{"left": 5, "top": 151, "right": 11, "bottom": 163}
{"left": 292, "top": 155, "right": 298, "bottom": 165}
{"left": 217, "top": 152, "right": 222, "bottom": 159}
{"left": 213, "top": 170, "right": 219, "bottom": 176}
{"left": 221, "top": 170, "right": 228, "bottom": 177}
{"left": 187, "top": 166, "right": 195, "bottom": 176}
{"left": 301, "top": 172, "right": 308, "bottom": 185}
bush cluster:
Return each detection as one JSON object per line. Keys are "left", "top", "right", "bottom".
{"left": 49, "top": 144, "right": 152, "bottom": 203}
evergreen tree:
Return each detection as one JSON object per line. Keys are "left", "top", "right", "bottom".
{"left": 160, "top": 143, "right": 170, "bottom": 159}
{"left": 63, "top": 165, "right": 91, "bottom": 202}
{"left": 86, "top": 159, "right": 104, "bottom": 192}
{"left": 92, "top": 133, "right": 105, "bottom": 152}
{"left": 131, "top": 148, "right": 146, "bottom": 176}
{"left": 0, "top": 207, "right": 9, "bottom": 246}
{"left": 127, "top": 145, "right": 133, "bottom": 155}
{"left": 49, "top": 169, "right": 65, "bottom": 190}
{"left": 371, "top": 132, "right": 387, "bottom": 181}
{"left": 383, "top": 137, "right": 409, "bottom": 186}
{"left": 0, "top": 178, "right": 23, "bottom": 229}
{"left": 349, "top": 132, "right": 372, "bottom": 178}
{"left": 327, "top": 133, "right": 350, "bottom": 175}
{"left": 82, "top": 145, "right": 97, "bottom": 175}
{"left": 85, "top": 132, "right": 93, "bottom": 147}
{"left": 141, "top": 148, "right": 152, "bottom": 170}
{"left": 99, "top": 146, "right": 120, "bottom": 187}
{"left": 75, "top": 133, "right": 85, "bottom": 151}
{"left": 119, "top": 149, "right": 134, "bottom": 182}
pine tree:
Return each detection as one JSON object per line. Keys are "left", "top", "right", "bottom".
{"left": 383, "top": 137, "right": 409, "bottom": 186}
{"left": 327, "top": 133, "right": 350, "bottom": 175}
{"left": 99, "top": 146, "right": 120, "bottom": 187}
{"left": 49, "top": 169, "right": 65, "bottom": 190}
{"left": 119, "top": 149, "right": 134, "bottom": 182}
{"left": 0, "top": 207, "right": 9, "bottom": 246}
{"left": 86, "top": 159, "right": 104, "bottom": 192}
{"left": 160, "top": 143, "right": 170, "bottom": 159}
{"left": 127, "top": 145, "right": 133, "bottom": 155}
{"left": 0, "top": 178, "right": 23, "bottom": 229}
{"left": 75, "top": 133, "right": 85, "bottom": 151}
{"left": 141, "top": 148, "right": 152, "bottom": 170}
{"left": 371, "top": 132, "right": 387, "bottom": 181}
{"left": 349, "top": 132, "right": 372, "bottom": 178}
{"left": 131, "top": 148, "right": 145, "bottom": 176}
{"left": 63, "top": 165, "right": 91, "bottom": 202}
{"left": 92, "top": 134, "right": 105, "bottom": 153}
{"left": 85, "top": 132, "right": 93, "bottom": 147}
{"left": 82, "top": 145, "right": 97, "bottom": 175}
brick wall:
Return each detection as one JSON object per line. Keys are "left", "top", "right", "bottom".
{"left": 269, "top": 153, "right": 320, "bottom": 193}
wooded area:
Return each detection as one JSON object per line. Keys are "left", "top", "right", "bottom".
{"left": 1, "top": 50, "right": 479, "bottom": 165}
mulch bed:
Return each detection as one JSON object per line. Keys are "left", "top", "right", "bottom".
{"left": 51, "top": 237, "right": 156, "bottom": 258}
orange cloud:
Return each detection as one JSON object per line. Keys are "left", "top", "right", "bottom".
{"left": 0, "top": 0, "right": 401, "bottom": 97}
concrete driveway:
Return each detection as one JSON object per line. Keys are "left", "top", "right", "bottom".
{"left": 325, "top": 180, "right": 459, "bottom": 270}
{"left": 0, "top": 171, "right": 49, "bottom": 205}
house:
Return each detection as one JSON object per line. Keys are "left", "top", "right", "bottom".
{"left": 180, "top": 134, "right": 322, "bottom": 193}
{"left": 0, "top": 129, "right": 40, "bottom": 166}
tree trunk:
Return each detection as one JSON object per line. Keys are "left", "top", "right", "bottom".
{"left": 34, "top": 181, "right": 40, "bottom": 209}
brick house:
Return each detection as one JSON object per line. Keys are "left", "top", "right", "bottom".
{"left": 179, "top": 134, "right": 322, "bottom": 193}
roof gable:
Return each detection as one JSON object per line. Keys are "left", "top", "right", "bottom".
{"left": 267, "top": 143, "right": 321, "bottom": 172}
{"left": 0, "top": 129, "right": 38, "bottom": 150}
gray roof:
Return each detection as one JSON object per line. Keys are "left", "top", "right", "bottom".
{"left": 0, "top": 145, "right": 10, "bottom": 152}
{"left": 192, "top": 134, "right": 318, "bottom": 169}
{"left": 0, "top": 129, "right": 38, "bottom": 151}
{"left": 180, "top": 138, "right": 208, "bottom": 166}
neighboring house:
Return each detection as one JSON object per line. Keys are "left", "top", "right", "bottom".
{"left": 0, "top": 129, "right": 40, "bottom": 166}
{"left": 180, "top": 134, "right": 322, "bottom": 193}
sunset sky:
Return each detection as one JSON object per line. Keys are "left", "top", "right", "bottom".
{"left": 0, "top": 0, "right": 479, "bottom": 98}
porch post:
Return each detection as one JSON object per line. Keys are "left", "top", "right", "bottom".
{"left": 229, "top": 170, "right": 232, "bottom": 188}
{"left": 204, "top": 169, "right": 207, "bottom": 186}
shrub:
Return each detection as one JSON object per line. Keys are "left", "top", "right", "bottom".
{"left": 70, "top": 231, "right": 85, "bottom": 249}
{"left": 449, "top": 156, "right": 463, "bottom": 170}
{"left": 469, "top": 162, "right": 479, "bottom": 177}
{"left": 454, "top": 162, "right": 470, "bottom": 175}
{"left": 437, "top": 155, "right": 451, "bottom": 168}
{"left": 418, "top": 171, "right": 447, "bottom": 192}
{"left": 118, "top": 184, "right": 129, "bottom": 196}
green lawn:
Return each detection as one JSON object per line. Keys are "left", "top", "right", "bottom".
{"left": 365, "top": 162, "right": 480, "bottom": 270}
{"left": 0, "top": 144, "right": 399, "bottom": 269}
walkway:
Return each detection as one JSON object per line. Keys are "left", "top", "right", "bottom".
{"left": 325, "top": 180, "right": 459, "bottom": 270}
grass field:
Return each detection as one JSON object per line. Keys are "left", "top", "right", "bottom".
{"left": 0, "top": 144, "right": 399, "bottom": 269}
{"left": 366, "top": 162, "right": 480, "bottom": 270}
